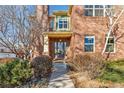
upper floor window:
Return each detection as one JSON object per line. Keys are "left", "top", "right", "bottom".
{"left": 59, "top": 18, "right": 67, "bottom": 29}
{"left": 84, "top": 5, "right": 113, "bottom": 16}
{"left": 84, "top": 36, "right": 95, "bottom": 52}
{"left": 94, "top": 5, "right": 104, "bottom": 16}
{"left": 84, "top": 5, "right": 94, "bottom": 16}
{"left": 57, "top": 17, "right": 69, "bottom": 31}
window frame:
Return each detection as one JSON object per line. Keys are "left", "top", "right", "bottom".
{"left": 57, "top": 17, "right": 70, "bottom": 31}
{"left": 84, "top": 36, "right": 95, "bottom": 52}
{"left": 94, "top": 5, "right": 104, "bottom": 16}
{"left": 84, "top": 5, "right": 94, "bottom": 16}
{"left": 50, "top": 18, "right": 54, "bottom": 30}
{"left": 105, "top": 36, "right": 115, "bottom": 53}
{"left": 84, "top": 5, "right": 113, "bottom": 17}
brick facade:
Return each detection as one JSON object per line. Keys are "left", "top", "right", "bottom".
{"left": 67, "top": 5, "right": 124, "bottom": 60}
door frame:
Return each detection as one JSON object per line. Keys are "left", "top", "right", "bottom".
{"left": 48, "top": 37, "right": 71, "bottom": 59}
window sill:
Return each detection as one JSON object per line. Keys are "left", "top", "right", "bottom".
{"left": 84, "top": 51, "right": 95, "bottom": 53}
{"left": 82, "top": 16, "right": 108, "bottom": 20}
{"left": 104, "top": 52, "right": 116, "bottom": 54}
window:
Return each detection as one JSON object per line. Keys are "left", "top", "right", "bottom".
{"left": 105, "top": 5, "right": 114, "bottom": 16}
{"left": 0, "top": 49, "right": 4, "bottom": 52}
{"left": 50, "top": 19, "right": 54, "bottom": 30}
{"left": 84, "top": 36, "right": 95, "bottom": 52}
{"left": 57, "top": 17, "right": 69, "bottom": 30}
{"left": 105, "top": 37, "right": 115, "bottom": 52}
{"left": 84, "top": 5, "right": 93, "bottom": 16}
{"left": 84, "top": 5, "right": 113, "bottom": 16}
{"left": 59, "top": 18, "right": 68, "bottom": 29}
{"left": 95, "top": 5, "right": 104, "bottom": 16}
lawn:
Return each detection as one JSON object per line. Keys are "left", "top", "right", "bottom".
{"left": 99, "top": 59, "right": 124, "bottom": 83}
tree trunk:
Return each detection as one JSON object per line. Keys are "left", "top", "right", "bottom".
{"left": 32, "top": 5, "right": 49, "bottom": 58}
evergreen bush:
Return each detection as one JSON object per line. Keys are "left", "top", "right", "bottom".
{"left": 0, "top": 59, "right": 32, "bottom": 87}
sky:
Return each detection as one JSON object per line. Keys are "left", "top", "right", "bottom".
{"left": 49, "top": 5, "right": 69, "bottom": 15}
{"left": 27, "top": 5, "right": 69, "bottom": 15}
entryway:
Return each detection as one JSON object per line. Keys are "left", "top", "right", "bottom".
{"left": 54, "top": 41, "right": 67, "bottom": 59}
{"left": 49, "top": 37, "right": 71, "bottom": 59}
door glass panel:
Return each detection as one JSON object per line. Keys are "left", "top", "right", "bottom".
{"left": 54, "top": 41, "right": 68, "bottom": 59}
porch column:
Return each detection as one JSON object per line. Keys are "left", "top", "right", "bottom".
{"left": 53, "top": 16, "right": 56, "bottom": 31}
{"left": 43, "top": 35, "right": 49, "bottom": 55}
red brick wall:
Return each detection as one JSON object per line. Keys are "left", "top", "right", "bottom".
{"left": 67, "top": 5, "right": 124, "bottom": 60}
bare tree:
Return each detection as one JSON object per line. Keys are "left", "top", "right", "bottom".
{"left": 0, "top": 6, "right": 28, "bottom": 58}
{"left": 30, "top": 5, "right": 49, "bottom": 58}
{"left": 102, "top": 6, "right": 124, "bottom": 55}
{"left": 0, "top": 5, "right": 49, "bottom": 59}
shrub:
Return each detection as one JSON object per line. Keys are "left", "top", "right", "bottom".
{"left": 30, "top": 55, "right": 52, "bottom": 79}
{"left": 68, "top": 53, "right": 105, "bottom": 79}
{"left": 0, "top": 59, "right": 32, "bottom": 87}
{"left": 69, "top": 58, "right": 124, "bottom": 87}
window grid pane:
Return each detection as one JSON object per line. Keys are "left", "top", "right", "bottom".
{"left": 84, "top": 36, "right": 94, "bottom": 52}
{"left": 84, "top": 9, "right": 93, "bottom": 16}
{"left": 59, "top": 24, "right": 63, "bottom": 28}
{"left": 84, "top": 5, "right": 93, "bottom": 8}
{"left": 95, "top": 5, "right": 103, "bottom": 8}
{"left": 105, "top": 37, "right": 115, "bottom": 52}
{"left": 84, "top": 45, "right": 93, "bottom": 52}
{"left": 105, "top": 44, "right": 114, "bottom": 52}
{"left": 95, "top": 9, "right": 104, "bottom": 16}
{"left": 105, "top": 5, "right": 112, "bottom": 8}
{"left": 84, "top": 5, "right": 112, "bottom": 16}
{"left": 58, "top": 17, "right": 68, "bottom": 30}
{"left": 85, "top": 38, "right": 94, "bottom": 43}
{"left": 64, "top": 23, "right": 67, "bottom": 28}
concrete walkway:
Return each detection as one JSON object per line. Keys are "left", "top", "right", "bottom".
{"left": 48, "top": 60, "right": 74, "bottom": 88}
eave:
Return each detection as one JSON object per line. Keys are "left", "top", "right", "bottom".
{"left": 52, "top": 11, "right": 68, "bottom": 16}
{"left": 43, "top": 31, "right": 72, "bottom": 38}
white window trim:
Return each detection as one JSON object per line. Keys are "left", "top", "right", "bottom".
{"left": 84, "top": 36, "right": 95, "bottom": 52}
{"left": 105, "top": 36, "right": 116, "bottom": 53}
{"left": 57, "top": 16, "right": 70, "bottom": 31}
{"left": 94, "top": 6, "right": 104, "bottom": 16}
{"left": 84, "top": 5, "right": 113, "bottom": 17}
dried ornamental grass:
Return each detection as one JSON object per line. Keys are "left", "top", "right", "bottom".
{"left": 68, "top": 53, "right": 105, "bottom": 79}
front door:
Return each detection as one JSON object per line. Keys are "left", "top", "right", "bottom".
{"left": 49, "top": 37, "right": 70, "bottom": 59}
{"left": 54, "top": 41, "right": 68, "bottom": 59}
